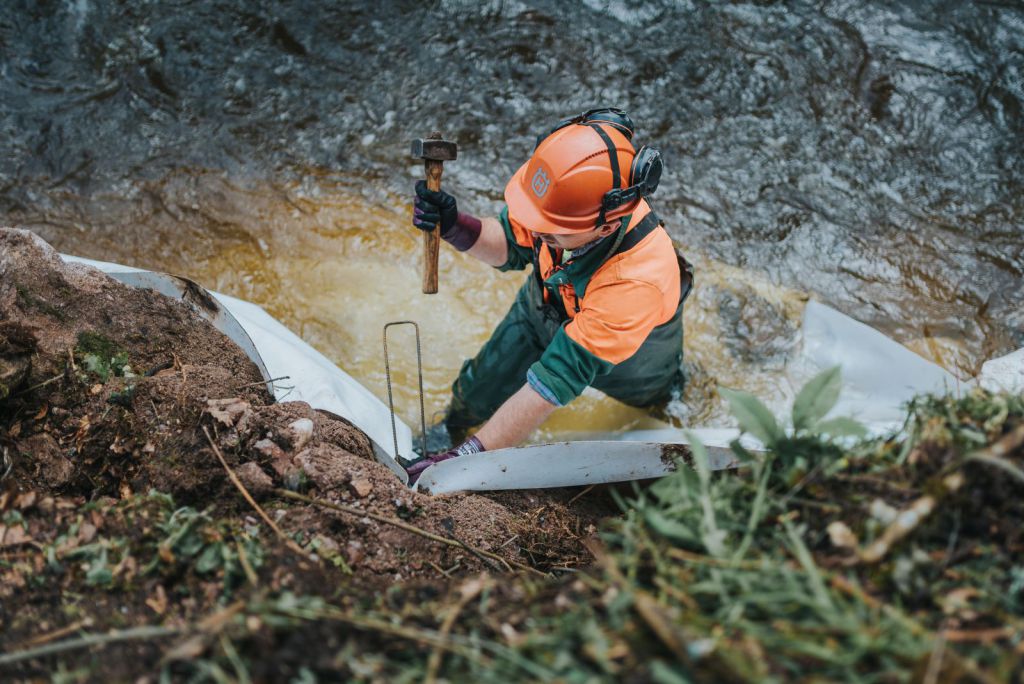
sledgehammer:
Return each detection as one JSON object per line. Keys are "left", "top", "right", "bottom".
{"left": 411, "top": 132, "right": 458, "bottom": 294}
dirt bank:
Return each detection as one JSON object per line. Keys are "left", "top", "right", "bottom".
{"left": 0, "top": 228, "right": 615, "bottom": 679}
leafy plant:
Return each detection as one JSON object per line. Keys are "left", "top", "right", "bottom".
{"left": 720, "top": 366, "right": 867, "bottom": 448}
{"left": 146, "top": 505, "right": 264, "bottom": 596}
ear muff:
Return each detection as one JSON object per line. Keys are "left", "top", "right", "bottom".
{"left": 629, "top": 145, "right": 663, "bottom": 196}
{"left": 601, "top": 146, "right": 663, "bottom": 215}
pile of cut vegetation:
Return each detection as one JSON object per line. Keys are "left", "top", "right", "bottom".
{"left": 0, "top": 228, "right": 614, "bottom": 682}
{"left": 142, "top": 377, "right": 1015, "bottom": 684}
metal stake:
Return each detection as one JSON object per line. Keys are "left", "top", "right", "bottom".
{"left": 383, "top": 321, "right": 428, "bottom": 461}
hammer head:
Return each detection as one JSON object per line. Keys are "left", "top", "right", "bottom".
{"left": 411, "top": 133, "right": 458, "bottom": 161}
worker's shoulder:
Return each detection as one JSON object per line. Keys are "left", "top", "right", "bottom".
{"left": 598, "top": 226, "right": 679, "bottom": 292}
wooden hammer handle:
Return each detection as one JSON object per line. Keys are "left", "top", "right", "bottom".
{"left": 422, "top": 159, "right": 443, "bottom": 294}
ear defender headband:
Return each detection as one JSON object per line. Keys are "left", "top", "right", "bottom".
{"left": 535, "top": 107, "right": 663, "bottom": 228}
{"left": 534, "top": 107, "right": 637, "bottom": 149}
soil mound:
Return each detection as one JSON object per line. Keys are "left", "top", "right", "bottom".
{"left": 0, "top": 228, "right": 613, "bottom": 676}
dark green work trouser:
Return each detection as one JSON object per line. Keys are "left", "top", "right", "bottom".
{"left": 446, "top": 278, "right": 685, "bottom": 433}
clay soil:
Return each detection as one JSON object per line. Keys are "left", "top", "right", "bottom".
{"left": 0, "top": 228, "right": 618, "bottom": 680}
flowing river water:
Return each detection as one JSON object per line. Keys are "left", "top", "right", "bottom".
{"left": 2, "top": 1, "right": 1022, "bottom": 439}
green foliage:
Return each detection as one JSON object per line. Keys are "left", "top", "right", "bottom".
{"left": 721, "top": 366, "right": 867, "bottom": 448}
{"left": 146, "top": 505, "right": 265, "bottom": 597}
{"left": 62, "top": 539, "right": 128, "bottom": 588}
{"left": 39, "top": 491, "right": 264, "bottom": 599}
{"left": 289, "top": 378, "right": 1020, "bottom": 682}
{"left": 718, "top": 386, "right": 783, "bottom": 445}
{"left": 791, "top": 365, "right": 841, "bottom": 432}
{"left": 75, "top": 331, "right": 135, "bottom": 382}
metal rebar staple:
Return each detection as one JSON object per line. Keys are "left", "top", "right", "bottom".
{"left": 383, "top": 321, "right": 428, "bottom": 461}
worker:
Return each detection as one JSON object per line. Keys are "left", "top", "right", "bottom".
{"left": 405, "top": 108, "right": 692, "bottom": 482}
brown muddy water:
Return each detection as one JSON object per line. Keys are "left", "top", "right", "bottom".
{"left": 2, "top": 1, "right": 1022, "bottom": 438}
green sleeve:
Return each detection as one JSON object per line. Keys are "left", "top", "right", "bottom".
{"left": 496, "top": 206, "right": 535, "bottom": 272}
{"left": 528, "top": 327, "right": 615, "bottom": 406}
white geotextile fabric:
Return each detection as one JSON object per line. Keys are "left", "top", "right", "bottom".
{"left": 619, "top": 301, "right": 1000, "bottom": 452}
{"left": 979, "top": 348, "right": 1024, "bottom": 394}
{"left": 60, "top": 254, "right": 1023, "bottom": 492}
{"left": 797, "top": 300, "right": 964, "bottom": 430}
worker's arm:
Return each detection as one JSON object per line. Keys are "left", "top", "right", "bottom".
{"left": 462, "top": 216, "right": 508, "bottom": 267}
{"left": 405, "top": 383, "right": 555, "bottom": 483}
{"left": 474, "top": 383, "right": 557, "bottom": 450}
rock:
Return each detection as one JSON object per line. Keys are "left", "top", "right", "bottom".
{"left": 19, "top": 433, "right": 74, "bottom": 487}
{"left": 253, "top": 438, "right": 292, "bottom": 479}
{"left": 285, "top": 418, "right": 314, "bottom": 451}
{"left": 349, "top": 477, "right": 373, "bottom": 499}
{"left": 826, "top": 521, "right": 858, "bottom": 550}
{"left": 0, "top": 524, "right": 31, "bottom": 548}
{"left": 249, "top": 402, "right": 318, "bottom": 451}
{"left": 78, "top": 522, "right": 98, "bottom": 544}
{"left": 206, "top": 398, "right": 252, "bottom": 430}
{"left": 313, "top": 534, "right": 340, "bottom": 556}
{"left": 252, "top": 438, "right": 284, "bottom": 459}
{"left": 293, "top": 444, "right": 361, "bottom": 493}
{"left": 346, "top": 540, "right": 365, "bottom": 566}
{"left": 236, "top": 462, "right": 273, "bottom": 498}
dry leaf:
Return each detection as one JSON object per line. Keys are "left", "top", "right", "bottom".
{"left": 206, "top": 398, "right": 251, "bottom": 427}
{"left": 115, "top": 555, "right": 138, "bottom": 583}
{"left": 78, "top": 522, "right": 97, "bottom": 544}
{"left": 0, "top": 524, "right": 31, "bottom": 548}
{"left": 459, "top": 575, "right": 490, "bottom": 601}
{"left": 14, "top": 491, "right": 37, "bottom": 510}
{"left": 162, "top": 635, "right": 208, "bottom": 663}
{"left": 826, "top": 521, "right": 859, "bottom": 550}
{"left": 942, "top": 587, "right": 982, "bottom": 616}
{"left": 74, "top": 415, "right": 91, "bottom": 450}
{"left": 146, "top": 585, "right": 168, "bottom": 615}
{"left": 158, "top": 545, "right": 175, "bottom": 564}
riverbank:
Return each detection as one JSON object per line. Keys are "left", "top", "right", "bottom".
{"left": 1, "top": 227, "right": 1021, "bottom": 682}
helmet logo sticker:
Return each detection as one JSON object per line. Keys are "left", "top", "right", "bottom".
{"left": 531, "top": 167, "right": 551, "bottom": 198}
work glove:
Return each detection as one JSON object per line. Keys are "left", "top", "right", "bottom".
{"left": 405, "top": 435, "right": 485, "bottom": 486}
{"left": 413, "top": 180, "right": 458, "bottom": 235}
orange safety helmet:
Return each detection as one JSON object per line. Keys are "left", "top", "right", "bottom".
{"left": 504, "top": 109, "right": 663, "bottom": 234}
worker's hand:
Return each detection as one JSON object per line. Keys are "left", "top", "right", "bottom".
{"left": 413, "top": 180, "right": 458, "bottom": 235}
{"left": 406, "top": 435, "right": 485, "bottom": 486}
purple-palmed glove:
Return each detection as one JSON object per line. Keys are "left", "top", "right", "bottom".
{"left": 406, "top": 436, "right": 486, "bottom": 486}
{"left": 412, "top": 180, "right": 482, "bottom": 252}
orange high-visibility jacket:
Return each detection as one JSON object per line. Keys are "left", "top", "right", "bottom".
{"left": 497, "top": 199, "right": 684, "bottom": 405}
